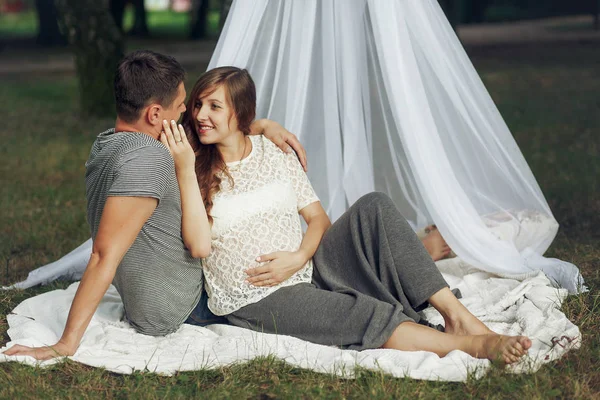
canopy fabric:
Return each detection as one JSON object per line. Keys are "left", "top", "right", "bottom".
{"left": 207, "top": 0, "right": 583, "bottom": 292}
{"left": 6, "top": 0, "right": 583, "bottom": 293}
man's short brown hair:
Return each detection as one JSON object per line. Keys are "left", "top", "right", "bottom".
{"left": 114, "top": 50, "right": 185, "bottom": 123}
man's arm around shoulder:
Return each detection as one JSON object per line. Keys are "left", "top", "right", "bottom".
{"left": 3, "top": 196, "right": 157, "bottom": 360}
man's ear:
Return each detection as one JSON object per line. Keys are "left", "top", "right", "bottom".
{"left": 145, "top": 104, "right": 162, "bottom": 126}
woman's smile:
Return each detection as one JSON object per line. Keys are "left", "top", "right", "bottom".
{"left": 197, "top": 123, "right": 215, "bottom": 135}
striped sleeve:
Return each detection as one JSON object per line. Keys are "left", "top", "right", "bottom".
{"left": 108, "top": 145, "right": 174, "bottom": 201}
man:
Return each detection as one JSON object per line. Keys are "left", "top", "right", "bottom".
{"left": 4, "top": 50, "right": 306, "bottom": 360}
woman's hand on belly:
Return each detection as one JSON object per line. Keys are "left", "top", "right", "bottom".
{"left": 244, "top": 250, "right": 309, "bottom": 287}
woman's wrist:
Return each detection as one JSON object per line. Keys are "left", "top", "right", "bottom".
{"left": 295, "top": 248, "right": 311, "bottom": 265}
{"left": 176, "top": 168, "right": 197, "bottom": 181}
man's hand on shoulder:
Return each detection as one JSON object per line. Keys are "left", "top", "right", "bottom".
{"left": 250, "top": 119, "right": 308, "bottom": 171}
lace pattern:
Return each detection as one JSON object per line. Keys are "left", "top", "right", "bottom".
{"left": 204, "top": 135, "right": 320, "bottom": 315}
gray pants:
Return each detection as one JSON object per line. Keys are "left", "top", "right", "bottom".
{"left": 227, "top": 192, "right": 449, "bottom": 350}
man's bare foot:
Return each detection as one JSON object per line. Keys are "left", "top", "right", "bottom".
{"left": 421, "top": 225, "right": 451, "bottom": 261}
{"left": 473, "top": 334, "right": 532, "bottom": 365}
{"left": 444, "top": 312, "right": 494, "bottom": 336}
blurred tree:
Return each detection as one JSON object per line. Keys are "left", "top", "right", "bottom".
{"left": 594, "top": 0, "right": 599, "bottom": 30}
{"left": 464, "top": 0, "right": 492, "bottom": 23}
{"left": 190, "top": 0, "right": 209, "bottom": 39}
{"left": 110, "top": 0, "right": 149, "bottom": 36}
{"left": 55, "top": 0, "right": 124, "bottom": 117}
{"left": 129, "top": 0, "right": 149, "bottom": 36}
{"left": 34, "top": 0, "right": 65, "bottom": 46}
{"left": 109, "top": 0, "right": 127, "bottom": 31}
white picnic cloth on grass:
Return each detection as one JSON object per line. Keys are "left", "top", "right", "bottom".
{"left": 0, "top": 258, "right": 580, "bottom": 382}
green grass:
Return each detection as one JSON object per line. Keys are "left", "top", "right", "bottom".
{"left": 0, "top": 43, "right": 599, "bottom": 398}
{"left": 468, "top": 43, "right": 600, "bottom": 239}
{"left": 0, "top": 10, "right": 37, "bottom": 38}
{"left": 123, "top": 9, "right": 221, "bottom": 39}
{"left": 0, "top": 8, "right": 221, "bottom": 40}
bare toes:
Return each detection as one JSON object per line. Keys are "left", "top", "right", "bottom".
{"left": 506, "top": 354, "right": 519, "bottom": 364}
{"left": 484, "top": 335, "right": 531, "bottom": 365}
{"left": 513, "top": 341, "right": 524, "bottom": 356}
{"left": 518, "top": 336, "right": 532, "bottom": 351}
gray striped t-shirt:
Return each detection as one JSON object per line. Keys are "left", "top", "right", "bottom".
{"left": 85, "top": 129, "right": 203, "bottom": 336}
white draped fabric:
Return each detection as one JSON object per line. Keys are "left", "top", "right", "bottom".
{"left": 6, "top": 0, "right": 583, "bottom": 293}
{"left": 207, "top": 0, "right": 584, "bottom": 292}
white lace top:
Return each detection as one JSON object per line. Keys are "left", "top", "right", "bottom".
{"left": 203, "top": 135, "right": 320, "bottom": 315}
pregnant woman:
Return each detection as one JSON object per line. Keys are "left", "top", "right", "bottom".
{"left": 173, "top": 66, "right": 531, "bottom": 364}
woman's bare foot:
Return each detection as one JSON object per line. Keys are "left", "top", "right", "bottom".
{"left": 383, "top": 320, "right": 530, "bottom": 365}
{"left": 444, "top": 311, "right": 494, "bottom": 336}
{"left": 421, "top": 225, "right": 451, "bottom": 261}
{"left": 429, "top": 287, "right": 494, "bottom": 336}
{"left": 473, "top": 334, "right": 532, "bottom": 365}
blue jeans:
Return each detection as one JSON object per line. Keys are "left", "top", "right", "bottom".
{"left": 184, "top": 289, "right": 229, "bottom": 326}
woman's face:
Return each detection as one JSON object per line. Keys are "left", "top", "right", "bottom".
{"left": 194, "top": 85, "right": 239, "bottom": 145}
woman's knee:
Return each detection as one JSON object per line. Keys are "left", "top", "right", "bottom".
{"left": 354, "top": 192, "right": 394, "bottom": 211}
{"left": 352, "top": 192, "right": 412, "bottom": 231}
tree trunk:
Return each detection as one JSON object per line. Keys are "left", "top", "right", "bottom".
{"left": 470, "top": 0, "right": 490, "bottom": 23}
{"left": 190, "top": 0, "right": 210, "bottom": 39}
{"left": 109, "top": 0, "right": 127, "bottom": 32}
{"left": 34, "top": 0, "right": 66, "bottom": 46}
{"left": 55, "top": 0, "right": 125, "bottom": 118}
{"left": 129, "top": 0, "right": 149, "bottom": 37}
{"left": 594, "top": 0, "right": 599, "bottom": 31}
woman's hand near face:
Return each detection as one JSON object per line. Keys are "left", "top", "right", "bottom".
{"left": 250, "top": 119, "right": 308, "bottom": 172}
{"left": 160, "top": 119, "right": 211, "bottom": 259}
{"left": 160, "top": 119, "right": 196, "bottom": 175}
{"left": 245, "top": 250, "right": 309, "bottom": 287}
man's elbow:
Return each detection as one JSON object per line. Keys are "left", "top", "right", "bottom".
{"left": 89, "top": 247, "right": 116, "bottom": 265}
{"left": 85, "top": 249, "right": 120, "bottom": 277}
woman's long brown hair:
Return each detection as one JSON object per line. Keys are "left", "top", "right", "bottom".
{"left": 181, "top": 67, "right": 256, "bottom": 223}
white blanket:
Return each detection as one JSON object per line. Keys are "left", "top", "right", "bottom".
{"left": 0, "top": 259, "right": 580, "bottom": 382}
